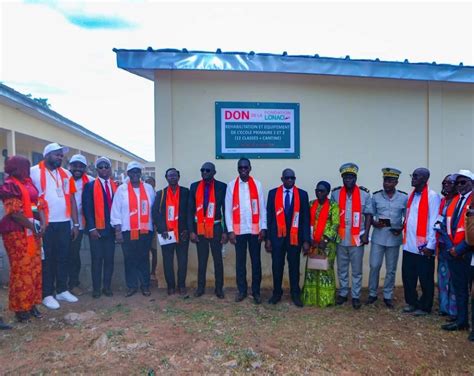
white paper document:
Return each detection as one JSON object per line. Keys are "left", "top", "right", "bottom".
{"left": 158, "top": 232, "right": 177, "bottom": 245}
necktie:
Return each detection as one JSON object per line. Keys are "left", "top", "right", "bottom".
{"left": 204, "top": 182, "right": 210, "bottom": 211}
{"left": 105, "top": 180, "right": 112, "bottom": 213}
{"left": 284, "top": 189, "right": 291, "bottom": 217}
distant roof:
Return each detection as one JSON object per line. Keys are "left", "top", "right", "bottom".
{"left": 114, "top": 48, "right": 474, "bottom": 84}
{"left": 0, "top": 83, "right": 147, "bottom": 163}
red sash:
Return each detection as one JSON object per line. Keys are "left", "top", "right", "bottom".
{"left": 448, "top": 195, "right": 472, "bottom": 245}
{"left": 338, "top": 185, "right": 362, "bottom": 246}
{"left": 232, "top": 177, "right": 260, "bottom": 235}
{"left": 165, "top": 186, "right": 180, "bottom": 242}
{"left": 39, "top": 161, "right": 72, "bottom": 221}
{"left": 93, "top": 179, "right": 116, "bottom": 230}
{"left": 310, "top": 199, "right": 330, "bottom": 243}
{"left": 128, "top": 182, "right": 149, "bottom": 240}
{"left": 195, "top": 180, "right": 215, "bottom": 239}
{"left": 404, "top": 185, "right": 429, "bottom": 246}
{"left": 10, "top": 177, "right": 37, "bottom": 257}
{"left": 274, "top": 186, "right": 300, "bottom": 245}
{"left": 69, "top": 174, "right": 90, "bottom": 193}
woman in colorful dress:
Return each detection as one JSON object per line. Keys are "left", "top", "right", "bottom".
{"left": 302, "top": 181, "right": 340, "bottom": 307}
{"left": 0, "top": 156, "right": 46, "bottom": 322}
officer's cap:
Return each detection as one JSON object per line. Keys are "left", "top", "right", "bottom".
{"left": 339, "top": 162, "right": 359, "bottom": 176}
{"left": 382, "top": 167, "right": 401, "bottom": 179}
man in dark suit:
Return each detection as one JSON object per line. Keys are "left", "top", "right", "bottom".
{"left": 188, "top": 162, "right": 228, "bottom": 298}
{"left": 152, "top": 168, "right": 190, "bottom": 296}
{"left": 265, "top": 168, "right": 310, "bottom": 307}
{"left": 82, "top": 157, "right": 116, "bottom": 298}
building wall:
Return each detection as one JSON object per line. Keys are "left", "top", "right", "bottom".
{"left": 153, "top": 70, "right": 474, "bottom": 289}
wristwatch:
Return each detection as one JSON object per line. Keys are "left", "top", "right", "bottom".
{"left": 73, "top": 223, "right": 80, "bottom": 227}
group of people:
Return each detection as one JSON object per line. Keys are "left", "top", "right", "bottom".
{"left": 0, "top": 142, "right": 473, "bottom": 343}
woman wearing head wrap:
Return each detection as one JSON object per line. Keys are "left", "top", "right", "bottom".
{"left": 301, "top": 181, "right": 340, "bottom": 307}
{"left": 0, "top": 156, "right": 47, "bottom": 322}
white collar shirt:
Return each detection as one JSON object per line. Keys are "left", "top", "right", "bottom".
{"left": 72, "top": 174, "right": 94, "bottom": 230}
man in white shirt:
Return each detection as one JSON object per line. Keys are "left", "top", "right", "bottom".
{"left": 401, "top": 167, "right": 440, "bottom": 316}
{"left": 225, "top": 158, "right": 267, "bottom": 304}
{"left": 111, "top": 161, "right": 155, "bottom": 297}
{"left": 67, "top": 154, "right": 94, "bottom": 296}
{"left": 30, "top": 143, "right": 80, "bottom": 310}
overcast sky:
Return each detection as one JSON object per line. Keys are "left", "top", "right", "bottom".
{"left": 1, "top": 0, "right": 473, "bottom": 161}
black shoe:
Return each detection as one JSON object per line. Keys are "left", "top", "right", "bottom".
{"left": 141, "top": 288, "right": 151, "bottom": 297}
{"left": 253, "top": 295, "right": 262, "bottom": 304}
{"left": 446, "top": 316, "right": 457, "bottom": 322}
{"left": 92, "top": 290, "right": 101, "bottom": 299}
{"left": 413, "top": 309, "right": 430, "bottom": 317}
{"left": 441, "top": 322, "right": 470, "bottom": 331}
{"left": 366, "top": 296, "right": 378, "bottom": 305}
{"left": 336, "top": 295, "right": 348, "bottom": 305}
{"left": 468, "top": 331, "right": 474, "bottom": 342}
{"left": 215, "top": 290, "right": 225, "bottom": 299}
{"left": 167, "top": 288, "right": 176, "bottom": 296}
{"left": 292, "top": 296, "right": 303, "bottom": 308}
{"left": 15, "top": 311, "right": 31, "bottom": 323}
{"left": 0, "top": 318, "right": 12, "bottom": 330}
{"left": 268, "top": 295, "right": 281, "bottom": 305}
{"left": 235, "top": 293, "right": 247, "bottom": 302}
{"left": 194, "top": 289, "right": 204, "bottom": 298}
{"left": 383, "top": 299, "right": 394, "bottom": 309}
{"left": 178, "top": 288, "right": 188, "bottom": 296}
{"left": 352, "top": 298, "right": 362, "bottom": 310}
{"left": 29, "top": 306, "right": 43, "bottom": 319}
{"left": 102, "top": 288, "right": 113, "bottom": 297}
{"left": 126, "top": 288, "right": 138, "bottom": 297}
{"left": 402, "top": 305, "right": 416, "bottom": 313}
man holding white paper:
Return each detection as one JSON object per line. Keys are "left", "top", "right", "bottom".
{"left": 152, "top": 168, "right": 189, "bottom": 296}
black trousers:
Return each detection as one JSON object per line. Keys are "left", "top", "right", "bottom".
{"left": 235, "top": 234, "right": 261, "bottom": 296}
{"left": 196, "top": 234, "right": 223, "bottom": 291}
{"left": 271, "top": 238, "right": 301, "bottom": 298}
{"left": 161, "top": 240, "right": 189, "bottom": 289}
{"left": 402, "top": 251, "right": 435, "bottom": 312}
{"left": 68, "top": 230, "right": 83, "bottom": 289}
{"left": 42, "top": 221, "right": 72, "bottom": 297}
{"left": 449, "top": 253, "right": 472, "bottom": 326}
{"left": 90, "top": 235, "right": 115, "bottom": 292}
{"left": 471, "top": 265, "right": 474, "bottom": 328}
{"left": 121, "top": 232, "right": 152, "bottom": 290}
{"left": 150, "top": 248, "right": 158, "bottom": 275}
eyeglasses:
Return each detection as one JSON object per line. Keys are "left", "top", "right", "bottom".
{"left": 200, "top": 168, "right": 212, "bottom": 173}
{"left": 97, "top": 165, "right": 110, "bottom": 170}
{"left": 283, "top": 176, "right": 296, "bottom": 180}
{"left": 315, "top": 189, "right": 326, "bottom": 192}
{"left": 456, "top": 180, "right": 470, "bottom": 186}
{"left": 238, "top": 166, "right": 250, "bottom": 170}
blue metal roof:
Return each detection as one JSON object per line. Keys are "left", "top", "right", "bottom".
{"left": 0, "top": 83, "right": 147, "bottom": 162}
{"left": 113, "top": 48, "right": 474, "bottom": 84}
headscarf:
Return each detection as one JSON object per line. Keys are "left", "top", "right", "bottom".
{"left": 316, "top": 180, "right": 331, "bottom": 192}
{"left": 5, "top": 156, "right": 30, "bottom": 181}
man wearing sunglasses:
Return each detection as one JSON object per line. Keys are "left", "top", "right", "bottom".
{"left": 188, "top": 162, "right": 228, "bottom": 299}
{"left": 265, "top": 168, "right": 310, "bottom": 307}
{"left": 331, "top": 163, "right": 373, "bottom": 310}
{"left": 225, "top": 158, "right": 267, "bottom": 304}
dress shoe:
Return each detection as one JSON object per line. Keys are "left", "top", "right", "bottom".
{"left": 92, "top": 290, "right": 101, "bottom": 299}
{"left": 194, "top": 289, "right": 204, "bottom": 297}
{"left": 292, "top": 296, "right": 303, "bottom": 308}
{"left": 402, "top": 305, "right": 416, "bottom": 313}
{"left": 126, "top": 288, "right": 138, "bottom": 297}
{"left": 468, "top": 331, "right": 474, "bottom": 342}
{"left": 178, "top": 287, "right": 188, "bottom": 296}
{"left": 15, "top": 311, "right": 31, "bottom": 323}
{"left": 253, "top": 295, "right": 262, "bottom": 305}
{"left": 102, "top": 288, "right": 113, "bottom": 297}
{"left": 29, "top": 306, "right": 43, "bottom": 319}
{"left": 69, "top": 286, "right": 85, "bottom": 296}
{"left": 0, "top": 317, "right": 12, "bottom": 330}
{"left": 235, "top": 293, "right": 247, "bottom": 302}
{"left": 215, "top": 290, "right": 225, "bottom": 299}
{"left": 336, "top": 295, "right": 348, "bottom": 305}
{"left": 167, "top": 288, "right": 176, "bottom": 296}
{"left": 141, "top": 288, "right": 151, "bottom": 297}
{"left": 446, "top": 315, "right": 457, "bottom": 322}
{"left": 383, "top": 299, "right": 394, "bottom": 309}
{"left": 352, "top": 298, "right": 362, "bottom": 310}
{"left": 366, "top": 296, "right": 378, "bottom": 305}
{"left": 267, "top": 295, "right": 281, "bottom": 305}
{"left": 413, "top": 309, "right": 429, "bottom": 317}
{"left": 441, "top": 322, "right": 469, "bottom": 331}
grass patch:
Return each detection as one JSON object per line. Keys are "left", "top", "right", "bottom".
{"left": 102, "top": 303, "right": 131, "bottom": 317}
{"left": 106, "top": 328, "right": 124, "bottom": 339}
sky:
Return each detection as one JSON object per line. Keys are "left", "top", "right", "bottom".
{"left": 1, "top": 0, "right": 473, "bottom": 161}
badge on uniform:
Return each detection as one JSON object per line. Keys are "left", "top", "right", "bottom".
{"left": 207, "top": 203, "right": 215, "bottom": 218}
{"left": 251, "top": 199, "right": 258, "bottom": 215}
{"left": 353, "top": 212, "right": 360, "bottom": 227}
{"left": 56, "top": 187, "right": 64, "bottom": 198}
{"left": 167, "top": 206, "right": 175, "bottom": 221}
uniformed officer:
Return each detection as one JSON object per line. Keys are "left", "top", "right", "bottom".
{"left": 331, "top": 163, "right": 373, "bottom": 309}
{"left": 366, "top": 168, "right": 407, "bottom": 308}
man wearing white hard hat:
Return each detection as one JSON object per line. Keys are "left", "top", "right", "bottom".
{"left": 67, "top": 154, "right": 94, "bottom": 296}
{"left": 30, "top": 143, "right": 80, "bottom": 310}
{"left": 111, "top": 161, "right": 155, "bottom": 297}
{"left": 442, "top": 170, "right": 473, "bottom": 336}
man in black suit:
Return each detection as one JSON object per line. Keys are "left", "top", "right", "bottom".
{"left": 265, "top": 168, "right": 310, "bottom": 307}
{"left": 188, "top": 162, "right": 228, "bottom": 298}
{"left": 152, "top": 168, "right": 190, "bottom": 296}
{"left": 82, "top": 157, "right": 116, "bottom": 298}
